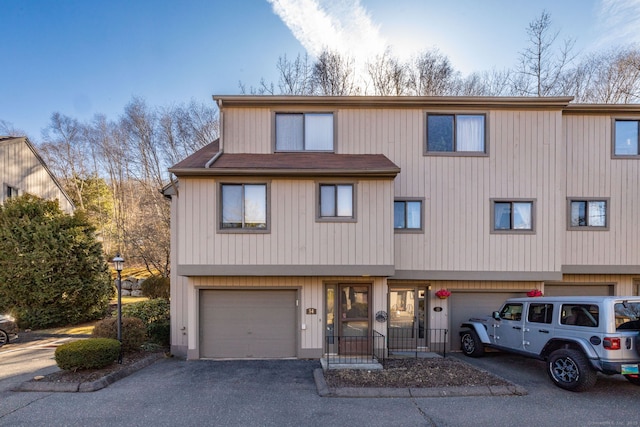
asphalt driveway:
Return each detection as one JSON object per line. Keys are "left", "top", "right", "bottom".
{"left": 1, "top": 353, "right": 639, "bottom": 426}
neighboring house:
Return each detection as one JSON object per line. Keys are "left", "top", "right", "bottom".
{"left": 164, "top": 96, "right": 640, "bottom": 360}
{"left": 0, "top": 136, "right": 74, "bottom": 214}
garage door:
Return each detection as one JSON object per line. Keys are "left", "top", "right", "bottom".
{"left": 200, "top": 290, "right": 297, "bottom": 359}
{"left": 449, "top": 291, "right": 525, "bottom": 351}
{"left": 544, "top": 284, "right": 613, "bottom": 296}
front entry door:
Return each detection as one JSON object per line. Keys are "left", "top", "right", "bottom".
{"left": 388, "top": 287, "right": 427, "bottom": 350}
{"left": 338, "top": 284, "right": 371, "bottom": 355}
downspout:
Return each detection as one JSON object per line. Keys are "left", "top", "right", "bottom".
{"left": 205, "top": 97, "right": 225, "bottom": 168}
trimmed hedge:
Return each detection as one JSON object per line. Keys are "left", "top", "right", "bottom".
{"left": 92, "top": 317, "right": 147, "bottom": 353}
{"left": 122, "top": 299, "right": 170, "bottom": 346}
{"left": 141, "top": 275, "right": 170, "bottom": 300}
{"left": 55, "top": 338, "right": 121, "bottom": 371}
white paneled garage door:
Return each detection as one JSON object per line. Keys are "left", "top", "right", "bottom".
{"left": 449, "top": 291, "right": 526, "bottom": 351}
{"left": 200, "top": 290, "right": 297, "bottom": 359}
{"left": 544, "top": 284, "right": 613, "bottom": 296}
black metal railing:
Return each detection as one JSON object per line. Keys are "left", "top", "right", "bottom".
{"left": 324, "top": 331, "right": 385, "bottom": 368}
{"left": 387, "top": 327, "right": 449, "bottom": 358}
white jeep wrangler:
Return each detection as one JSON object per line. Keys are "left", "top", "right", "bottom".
{"left": 459, "top": 296, "right": 640, "bottom": 392}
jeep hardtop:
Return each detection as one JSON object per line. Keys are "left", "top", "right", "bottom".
{"left": 459, "top": 296, "right": 640, "bottom": 391}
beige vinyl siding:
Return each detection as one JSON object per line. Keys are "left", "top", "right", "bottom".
{"left": 220, "top": 106, "right": 565, "bottom": 274}
{"left": 559, "top": 274, "right": 640, "bottom": 296}
{"left": 176, "top": 177, "right": 394, "bottom": 267}
{"left": 0, "top": 138, "right": 74, "bottom": 213}
{"left": 564, "top": 114, "right": 640, "bottom": 266}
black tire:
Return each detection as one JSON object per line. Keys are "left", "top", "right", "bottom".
{"left": 624, "top": 375, "right": 640, "bottom": 386}
{"left": 460, "top": 330, "right": 484, "bottom": 357}
{"left": 547, "top": 348, "right": 597, "bottom": 392}
{"left": 0, "top": 330, "right": 8, "bottom": 347}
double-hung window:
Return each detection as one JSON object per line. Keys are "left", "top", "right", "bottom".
{"left": 276, "top": 113, "right": 334, "bottom": 151}
{"left": 220, "top": 183, "right": 268, "bottom": 231}
{"left": 568, "top": 199, "right": 608, "bottom": 229}
{"left": 426, "top": 113, "right": 486, "bottom": 154}
{"left": 394, "top": 200, "right": 423, "bottom": 231}
{"left": 614, "top": 119, "right": 640, "bottom": 157}
{"left": 492, "top": 200, "right": 535, "bottom": 233}
{"left": 318, "top": 184, "right": 354, "bottom": 220}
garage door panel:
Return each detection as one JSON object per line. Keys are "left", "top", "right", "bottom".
{"left": 200, "top": 290, "right": 297, "bottom": 359}
{"left": 449, "top": 291, "right": 525, "bottom": 351}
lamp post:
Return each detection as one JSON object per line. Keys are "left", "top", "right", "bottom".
{"left": 112, "top": 253, "right": 124, "bottom": 363}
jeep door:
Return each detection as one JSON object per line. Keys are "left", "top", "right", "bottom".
{"left": 494, "top": 302, "right": 525, "bottom": 350}
{"left": 524, "top": 302, "right": 554, "bottom": 355}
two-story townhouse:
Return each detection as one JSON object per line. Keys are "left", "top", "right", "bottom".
{"left": 0, "top": 136, "right": 74, "bottom": 214}
{"left": 165, "top": 96, "right": 640, "bottom": 359}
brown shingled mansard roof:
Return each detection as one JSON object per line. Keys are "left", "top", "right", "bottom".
{"left": 169, "top": 139, "right": 400, "bottom": 178}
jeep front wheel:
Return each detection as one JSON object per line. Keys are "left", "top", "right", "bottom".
{"left": 460, "top": 330, "right": 484, "bottom": 357}
{"left": 547, "top": 349, "right": 597, "bottom": 392}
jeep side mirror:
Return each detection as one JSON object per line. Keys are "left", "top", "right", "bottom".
{"left": 492, "top": 311, "right": 501, "bottom": 320}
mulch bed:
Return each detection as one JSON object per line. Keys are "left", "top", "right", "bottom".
{"left": 323, "top": 357, "right": 511, "bottom": 388}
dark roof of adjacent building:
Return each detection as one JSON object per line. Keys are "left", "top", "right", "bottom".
{"left": 169, "top": 139, "right": 400, "bottom": 178}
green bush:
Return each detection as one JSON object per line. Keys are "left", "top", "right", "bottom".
{"left": 0, "top": 195, "right": 113, "bottom": 328}
{"left": 122, "top": 299, "right": 170, "bottom": 346}
{"left": 55, "top": 338, "right": 121, "bottom": 371}
{"left": 92, "top": 317, "right": 147, "bottom": 353}
{"left": 141, "top": 275, "right": 170, "bottom": 300}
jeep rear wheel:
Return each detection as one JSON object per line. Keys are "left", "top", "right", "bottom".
{"left": 0, "top": 330, "right": 8, "bottom": 347}
{"left": 460, "top": 330, "right": 484, "bottom": 357}
{"left": 547, "top": 349, "right": 597, "bottom": 392}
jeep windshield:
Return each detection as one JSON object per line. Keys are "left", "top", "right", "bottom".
{"left": 614, "top": 301, "right": 640, "bottom": 330}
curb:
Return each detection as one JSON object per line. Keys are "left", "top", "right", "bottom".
{"left": 313, "top": 368, "right": 527, "bottom": 398}
{"left": 14, "top": 353, "right": 164, "bottom": 393}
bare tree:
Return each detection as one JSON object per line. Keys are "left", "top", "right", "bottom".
{"left": 568, "top": 47, "right": 640, "bottom": 103}
{"left": 513, "top": 10, "right": 576, "bottom": 96}
{"left": 276, "top": 53, "right": 315, "bottom": 95}
{"left": 407, "top": 49, "right": 460, "bottom": 96}
{"left": 312, "top": 49, "right": 360, "bottom": 95}
{"left": 0, "top": 120, "right": 27, "bottom": 137}
{"left": 367, "top": 48, "right": 408, "bottom": 96}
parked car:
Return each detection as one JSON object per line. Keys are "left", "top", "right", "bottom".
{"left": 459, "top": 296, "right": 640, "bottom": 392}
{"left": 0, "top": 314, "right": 19, "bottom": 347}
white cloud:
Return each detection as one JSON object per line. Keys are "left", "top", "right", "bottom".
{"left": 267, "top": 0, "right": 387, "bottom": 63}
{"left": 597, "top": 0, "right": 640, "bottom": 46}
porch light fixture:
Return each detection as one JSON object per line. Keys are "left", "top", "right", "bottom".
{"left": 112, "top": 253, "right": 124, "bottom": 363}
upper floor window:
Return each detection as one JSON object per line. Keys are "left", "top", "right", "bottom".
{"left": 569, "top": 199, "right": 608, "bottom": 229}
{"left": 492, "top": 200, "right": 535, "bottom": 233}
{"left": 275, "top": 113, "right": 334, "bottom": 151}
{"left": 318, "top": 184, "right": 354, "bottom": 220}
{"left": 614, "top": 119, "right": 639, "bottom": 156}
{"left": 426, "top": 113, "right": 486, "bottom": 154}
{"left": 394, "top": 200, "right": 423, "bottom": 231}
{"left": 220, "top": 183, "right": 268, "bottom": 231}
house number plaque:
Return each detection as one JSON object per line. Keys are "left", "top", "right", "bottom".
{"left": 306, "top": 308, "right": 317, "bottom": 315}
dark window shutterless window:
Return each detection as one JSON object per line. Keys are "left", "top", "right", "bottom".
{"left": 614, "top": 119, "right": 640, "bottom": 156}
{"left": 426, "top": 114, "right": 485, "bottom": 153}
{"left": 394, "top": 200, "right": 422, "bottom": 230}
{"left": 491, "top": 200, "right": 535, "bottom": 233}
{"left": 569, "top": 199, "right": 607, "bottom": 229}
{"left": 221, "top": 184, "right": 267, "bottom": 230}
{"left": 275, "top": 113, "right": 333, "bottom": 151}
{"left": 319, "top": 184, "right": 353, "bottom": 219}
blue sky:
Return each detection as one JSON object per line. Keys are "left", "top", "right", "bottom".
{"left": 1, "top": 0, "right": 639, "bottom": 142}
